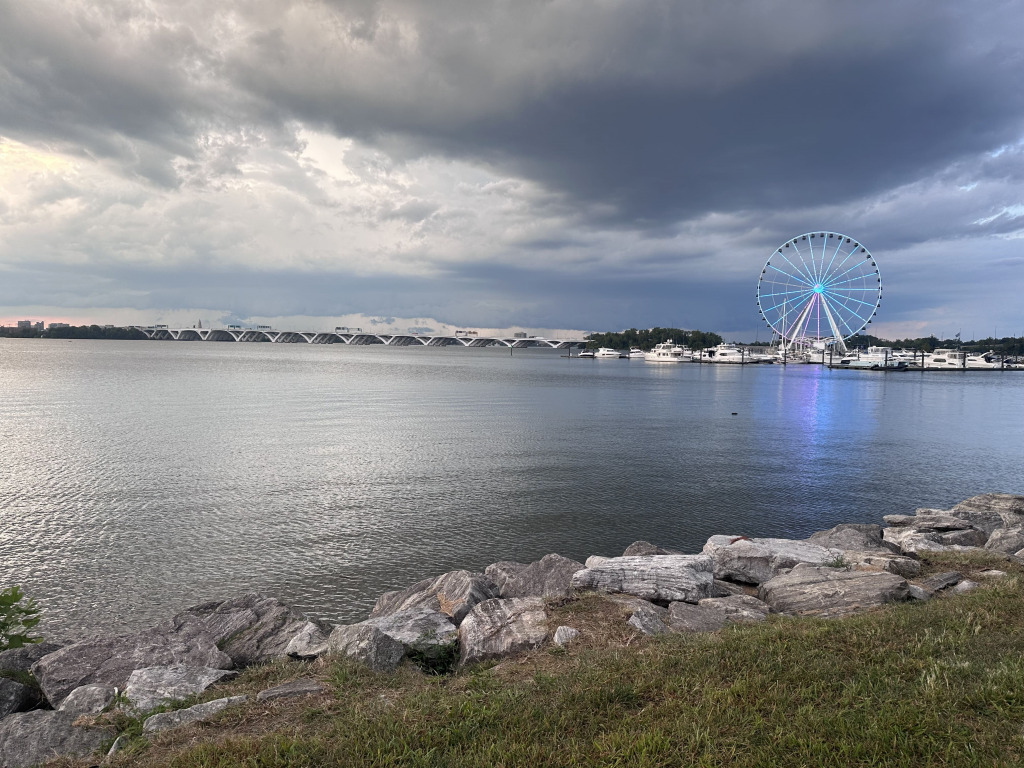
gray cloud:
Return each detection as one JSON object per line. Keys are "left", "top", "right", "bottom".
{"left": 2, "top": 1, "right": 1024, "bottom": 338}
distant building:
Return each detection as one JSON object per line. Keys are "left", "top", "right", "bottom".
{"left": 49, "top": 323, "right": 70, "bottom": 329}
{"left": 513, "top": 332, "right": 528, "bottom": 338}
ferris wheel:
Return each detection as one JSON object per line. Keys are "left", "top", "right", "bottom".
{"left": 756, "top": 231, "right": 881, "bottom": 354}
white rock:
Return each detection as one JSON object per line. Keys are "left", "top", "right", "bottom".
{"left": 458, "top": 598, "right": 547, "bottom": 667}
{"left": 571, "top": 555, "right": 714, "bottom": 603}
{"left": 553, "top": 626, "right": 580, "bottom": 646}
{"left": 124, "top": 665, "right": 237, "bottom": 713}
{"left": 142, "top": 695, "right": 249, "bottom": 734}
{"left": 702, "top": 536, "right": 842, "bottom": 585}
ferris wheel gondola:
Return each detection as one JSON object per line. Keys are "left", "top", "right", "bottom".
{"left": 756, "top": 232, "right": 881, "bottom": 355}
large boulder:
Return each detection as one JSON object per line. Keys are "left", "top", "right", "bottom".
{"left": 615, "top": 596, "right": 671, "bottom": 636}
{"left": 31, "top": 626, "right": 232, "bottom": 708}
{"left": 0, "top": 710, "right": 108, "bottom": 768}
{"left": 485, "top": 554, "right": 585, "bottom": 599}
{"left": 327, "top": 624, "right": 405, "bottom": 673}
{"left": 283, "top": 621, "right": 332, "bottom": 659}
{"left": 161, "top": 594, "right": 325, "bottom": 667}
{"left": 758, "top": 564, "right": 910, "bottom": 618}
{"left": 361, "top": 607, "right": 458, "bottom": 658}
{"left": 702, "top": 536, "right": 841, "bottom": 585}
{"left": 667, "top": 595, "right": 771, "bottom": 633}
{"left": 985, "top": 526, "right": 1024, "bottom": 554}
{"left": 0, "top": 642, "right": 63, "bottom": 675}
{"left": 124, "top": 665, "right": 237, "bottom": 713}
{"left": 371, "top": 570, "right": 498, "bottom": 625}
{"left": 843, "top": 551, "right": 922, "bottom": 579}
{"left": 806, "top": 524, "right": 890, "bottom": 552}
{"left": 571, "top": 555, "right": 714, "bottom": 603}
{"left": 57, "top": 684, "right": 116, "bottom": 716}
{"left": 142, "top": 694, "right": 249, "bottom": 734}
{"left": 458, "top": 598, "right": 548, "bottom": 667}
{"left": 1, "top": 677, "right": 32, "bottom": 719}
{"left": 952, "top": 493, "right": 1024, "bottom": 532}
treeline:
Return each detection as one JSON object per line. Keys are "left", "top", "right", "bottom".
{"left": 850, "top": 333, "right": 1024, "bottom": 355}
{"left": 0, "top": 325, "right": 148, "bottom": 340}
{"left": 586, "top": 327, "right": 723, "bottom": 351}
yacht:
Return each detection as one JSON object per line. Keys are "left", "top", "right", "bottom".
{"left": 965, "top": 351, "right": 1002, "bottom": 369}
{"left": 644, "top": 340, "right": 690, "bottom": 363}
{"left": 922, "top": 349, "right": 967, "bottom": 370}
{"left": 628, "top": 347, "right": 646, "bottom": 359}
{"left": 833, "top": 347, "right": 907, "bottom": 370}
{"left": 577, "top": 349, "right": 595, "bottom": 359}
{"left": 594, "top": 347, "right": 626, "bottom": 358}
{"left": 705, "top": 343, "right": 752, "bottom": 364}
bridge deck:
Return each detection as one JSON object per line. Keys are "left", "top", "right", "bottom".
{"left": 137, "top": 328, "right": 586, "bottom": 348}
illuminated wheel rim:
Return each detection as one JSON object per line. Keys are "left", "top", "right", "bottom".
{"left": 756, "top": 231, "right": 881, "bottom": 348}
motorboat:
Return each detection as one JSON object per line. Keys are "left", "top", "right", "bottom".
{"left": 628, "top": 347, "right": 646, "bottom": 359}
{"left": 705, "top": 343, "right": 752, "bottom": 364}
{"left": 644, "top": 340, "right": 690, "bottom": 363}
{"left": 594, "top": 347, "right": 626, "bottom": 358}
{"left": 922, "top": 349, "right": 967, "bottom": 370}
{"left": 965, "top": 351, "right": 1003, "bottom": 369}
{"left": 833, "top": 347, "right": 908, "bottom": 370}
{"left": 577, "top": 349, "right": 595, "bottom": 359}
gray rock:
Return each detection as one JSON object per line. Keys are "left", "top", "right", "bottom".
{"left": 485, "top": 554, "right": 585, "bottom": 599}
{"left": 124, "top": 664, "right": 237, "bottom": 713}
{"left": 107, "top": 734, "right": 128, "bottom": 758}
{"left": 807, "top": 523, "right": 889, "bottom": 551}
{"left": 939, "top": 528, "right": 989, "bottom": 547}
{"left": 985, "top": 526, "right": 1024, "bottom": 554}
{"left": 0, "top": 642, "right": 63, "bottom": 675}
{"left": 163, "top": 594, "right": 323, "bottom": 667}
{"left": 31, "top": 626, "right": 233, "bottom": 708}
{"left": 256, "top": 679, "right": 326, "bottom": 701}
{"left": 881, "top": 527, "right": 946, "bottom": 554}
{"left": 0, "top": 710, "right": 108, "bottom": 768}
{"left": 1, "top": 677, "right": 32, "bottom": 719}
{"left": 908, "top": 585, "right": 930, "bottom": 601}
{"left": 371, "top": 570, "right": 498, "bottom": 625}
{"left": 57, "top": 684, "right": 116, "bottom": 716}
{"left": 458, "top": 598, "right": 548, "bottom": 667}
{"left": 978, "top": 569, "right": 1007, "bottom": 579}
{"left": 618, "top": 597, "right": 671, "bottom": 636}
{"left": 283, "top": 620, "right": 332, "bottom": 659}
{"left": 919, "top": 571, "right": 963, "bottom": 593}
{"left": 882, "top": 514, "right": 975, "bottom": 531}
{"left": 759, "top": 565, "right": 910, "bottom": 618}
{"left": 952, "top": 493, "right": 1024, "bottom": 532}
{"left": 710, "top": 579, "right": 750, "bottom": 597}
{"left": 667, "top": 595, "right": 770, "bottom": 633}
{"left": 361, "top": 607, "right": 458, "bottom": 657}
{"left": 142, "top": 694, "right": 249, "bottom": 734}
{"left": 702, "top": 536, "right": 841, "bottom": 585}
{"left": 584, "top": 555, "right": 611, "bottom": 568}
{"left": 843, "top": 551, "right": 922, "bottom": 579}
{"left": 553, "top": 626, "right": 580, "bottom": 646}
{"left": 327, "top": 624, "right": 405, "bottom": 673}
{"left": 950, "top": 579, "right": 980, "bottom": 595}
{"left": 571, "top": 554, "right": 715, "bottom": 603}
{"left": 622, "top": 541, "right": 683, "bottom": 556}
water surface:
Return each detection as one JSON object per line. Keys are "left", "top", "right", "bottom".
{"left": 1, "top": 339, "right": 1021, "bottom": 639}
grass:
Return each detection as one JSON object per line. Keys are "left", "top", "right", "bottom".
{"left": 52, "top": 549, "right": 1024, "bottom": 768}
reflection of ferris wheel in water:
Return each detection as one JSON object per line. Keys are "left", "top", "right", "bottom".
{"left": 756, "top": 231, "right": 881, "bottom": 355}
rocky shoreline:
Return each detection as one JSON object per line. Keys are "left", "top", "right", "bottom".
{"left": 2, "top": 492, "right": 1022, "bottom": 767}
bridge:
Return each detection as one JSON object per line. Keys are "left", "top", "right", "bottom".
{"left": 137, "top": 327, "right": 586, "bottom": 349}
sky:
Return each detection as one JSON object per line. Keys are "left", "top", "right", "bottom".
{"left": 1, "top": 1, "right": 1023, "bottom": 341}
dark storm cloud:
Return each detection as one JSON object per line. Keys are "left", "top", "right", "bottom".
{"left": 2, "top": 1, "right": 1023, "bottom": 336}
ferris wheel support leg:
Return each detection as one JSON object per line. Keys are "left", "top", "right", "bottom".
{"left": 785, "top": 300, "right": 815, "bottom": 352}
{"left": 819, "top": 299, "right": 848, "bottom": 355}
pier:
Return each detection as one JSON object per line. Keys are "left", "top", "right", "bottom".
{"left": 136, "top": 327, "right": 586, "bottom": 348}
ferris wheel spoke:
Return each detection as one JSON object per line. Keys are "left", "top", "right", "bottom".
{"left": 760, "top": 288, "right": 814, "bottom": 316}
{"left": 820, "top": 293, "right": 862, "bottom": 337}
{"left": 775, "top": 245, "right": 819, "bottom": 286}
{"left": 821, "top": 245, "right": 861, "bottom": 284}
{"left": 765, "top": 263, "right": 814, "bottom": 288}
{"left": 823, "top": 256, "right": 875, "bottom": 288}
{"left": 823, "top": 292, "right": 877, "bottom": 310}
{"left": 822, "top": 239, "right": 847, "bottom": 282}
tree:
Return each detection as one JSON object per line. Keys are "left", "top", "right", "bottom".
{"left": 0, "top": 586, "right": 42, "bottom": 650}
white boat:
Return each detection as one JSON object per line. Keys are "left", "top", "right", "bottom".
{"left": 965, "top": 351, "right": 1002, "bottom": 369}
{"left": 705, "top": 343, "right": 752, "bottom": 364}
{"left": 833, "top": 347, "right": 907, "bottom": 370}
{"left": 577, "top": 349, "right": 595, "bottom": 359}
{"left": 922, "top": 349, "right": 967, "bottom": 370}
{"left": 628, "top": 347, "right": 646, "bottom": 359}
{"left": 594, "top": 347, "right": 626, "bottom": 358}
{"left": 644, "top": 340, "right": 691, "bottom": 363}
